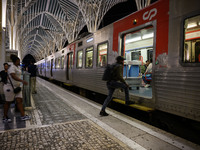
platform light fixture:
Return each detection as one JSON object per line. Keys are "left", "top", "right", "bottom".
{"left": 2, "top": 0, "right": 7, "bottom": 29}
{"left": 87, "top": 37, "right": 93, "bottom": 43}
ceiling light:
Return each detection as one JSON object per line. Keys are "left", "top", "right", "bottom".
{"left": 187, "top": 22, "right": 197, "bottom": 28}
{"left": 125, "top": 36, "right": 141, "bottom": 44}
{"left": 142, "top": 33, "right": 154, "bottom": 39}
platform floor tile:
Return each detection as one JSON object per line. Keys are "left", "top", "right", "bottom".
{"left": 0, "top": 120, "right": 131, "bottom": 150}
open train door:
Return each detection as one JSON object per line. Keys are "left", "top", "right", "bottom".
{"left": 66, "top": 52, "right": 73, "bottom": 81}
{"left": 120, "top": 26, "right": 155, "bottom": 99}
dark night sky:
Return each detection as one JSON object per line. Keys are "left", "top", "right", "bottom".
{"left": 23, "top": 0, "right": 158, "bottom": 64}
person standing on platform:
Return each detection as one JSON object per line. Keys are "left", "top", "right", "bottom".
{"left": 28, "top": 60, "right": 37, "bottom": 94}
{"left": 3, "top": 54, "right": 31, "bottom": 123}
{"left": 0, "top": 63, "right": 9, "bottom": 104}
{"left": 100, "top": 56, "right": 135, "bottom": 116}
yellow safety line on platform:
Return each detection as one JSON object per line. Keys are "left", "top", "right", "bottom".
{"left": 112, "top": 99, "right": 154, "bottom": 112}
{"left": 63, "top": 83, "right": 73, "bottom": 86}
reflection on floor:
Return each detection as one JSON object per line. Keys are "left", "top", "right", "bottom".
{"left": 0, "top": 103, "right": 26, "bottom": 131}
{"left": 129, "top": 86, "right": 152, "bottom": 99}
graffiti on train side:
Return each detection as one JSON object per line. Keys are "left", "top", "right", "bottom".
{"left": 109, "top": 51, "right": 119, "bottom": 64}
{"left": 156, "top": 53, "right": 168, "bottom": 68}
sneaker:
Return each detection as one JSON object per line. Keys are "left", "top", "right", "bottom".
{"left": 100, "top": 111, "right": 109, "bottom": 116}
{"left": 144, "top": 84, "right": 150, "bottom": 88}
{"left": 21, "top": 115, "right": 31, "bottom": 121}
{"left": 3, "top": 117, "right": 12, "bottom": 123}
{"left": 125, "top": 101, "right": 135, "bottom": 105}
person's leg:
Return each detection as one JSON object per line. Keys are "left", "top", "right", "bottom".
{"left": 110, "top": 81, "right": 133, "bottom": 104}
{"left": 31, "top": 77, "right": 34, "bottom": 93}
{"left": 124, "top": 86, "right": 129, "bottom": 102}
{"left": 142, "top": 75, "right": 148, "bottom": 84}
{"left": 15, "top": 97, "right": 25, "bottom": 116}
{"left": 101, "top": 87, "right": 115, "bottom": 112}
{"left": 15, "top": 97, "right": 31, "bottom": 120}
{"left": 33, "top": 77, "right": 36, "bottom": 93}
{"left": 3, "top": 84, "right": 14, "bottom": 121}
{"left": 3, "top": 101, "right": 11, "bottom": 118}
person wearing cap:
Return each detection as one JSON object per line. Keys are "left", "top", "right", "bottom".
{"left": 100, "top": 56, "right": 135, "bottom": 116}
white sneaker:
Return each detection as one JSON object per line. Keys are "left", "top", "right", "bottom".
{"left": 3, "top": 117, "right": 12, "bottom": 123}
{"left": 21, "top": 115, "right": 31, "bottom": 121}
{"left": 144, "top": 84, "right": 150, "bottom": 88}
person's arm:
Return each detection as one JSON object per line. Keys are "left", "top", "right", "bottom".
{"left": 145, "top": 63, "right": 152, "bottom": 74}
{"left": 116, "top": 65, "right": 129, "bottom": 86}
{"left": 10, "top": 73, "right": 28, "bottom": 85}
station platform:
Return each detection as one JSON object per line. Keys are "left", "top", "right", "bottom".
{"left": 0, "top": 77, "right": 199, "bottom": 150}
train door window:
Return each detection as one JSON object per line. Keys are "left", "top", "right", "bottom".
{"left": 55, "top": 58, "right": 57, "bottom": 69}
{"left": 85, "top": 46, "right": 93, "bottom": 68}
{"left": 47, "top": 61, "right": 50, "bottom": 69}
{"left": 77, "top": 50, "right": 83, "bottom": 68}
{"left": 97, "top": 42, "right": 108, "bottom": 67}
{"left": 61, "top": 56, "right": 64, "bottom": 69}
{"left": 69, "top": 53, "right": 73, "bottom": 69}
{"left": 183, "top": 15, "right": 200, "bottom": 63}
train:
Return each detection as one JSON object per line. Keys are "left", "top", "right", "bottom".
{"left": 36, "top": 0, "right": 200, "bottom": 123}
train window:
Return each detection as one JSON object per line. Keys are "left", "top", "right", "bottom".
{"left": 77, "top": 50, "right": 83, "bottom": 68}
{"left": 97, "top": 42, "right": 108, "bottom": 67}
{"left": 47, "top": 61, "right": 50, "bottom": 69}
{"left": 85, "top": 47, "right": 93, "bottom": 68}
{"left": 55, "top": 58, "right": 61, "bottom": 69}
{"left": 78, "top": 41, "right": 82, "bottom": 47}
{"left": 183, "top": 15, "right": 200, "bottom": 63}
{"left": 61, "top": 56, "right": 64, "bottom": 69}
{"left": 57, "top": 57, "right": 61, "bottom": 69}
{"left": 124, "top": 27, "right": 154, "bottom": 63}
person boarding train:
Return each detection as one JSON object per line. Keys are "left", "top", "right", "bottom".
{"left": 100, "top": 56, "right": 135, "bottom": 116}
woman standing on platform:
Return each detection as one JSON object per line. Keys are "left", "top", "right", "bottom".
{"left": 3, "top": 54, "right": 31, "bottom": 123}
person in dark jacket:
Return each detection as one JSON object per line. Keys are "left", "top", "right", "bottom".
{"left": 0, "top": 63, "right": 9, "bottom": 104}
{"left": 100, "top": 56, "right": 135, "bottom": 116}
{"left": 28, "top": 61, "right": 37, "bottom": 94}
{"left": 0, "top": 63, "right": 9, "bottom": 84}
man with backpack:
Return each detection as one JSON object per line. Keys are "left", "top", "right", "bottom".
{"left": 100, "top": 56, "right": 135, "bottom": 116}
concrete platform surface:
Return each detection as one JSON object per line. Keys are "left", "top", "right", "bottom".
{"left": 0, "top": 77, "right": 199, "bottom": 150}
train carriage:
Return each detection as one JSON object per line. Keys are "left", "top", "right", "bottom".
{"left": 37, "top": 0, "right": 200, "bottom": 122}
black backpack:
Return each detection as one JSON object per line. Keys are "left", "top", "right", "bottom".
{"left": 102, "top": 64, "right": 116, "bottom": 81}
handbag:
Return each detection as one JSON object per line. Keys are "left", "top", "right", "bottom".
{"left": 8, "top": 74, "right": 21, "bottom": 94}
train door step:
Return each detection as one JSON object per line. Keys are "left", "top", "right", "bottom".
{"left": 112, "top": 98, "right": 154, "bottom": 112}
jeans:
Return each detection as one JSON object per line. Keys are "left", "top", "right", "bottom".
{"left": 142, "top": 74, "right": 152, "bottom": 84}
{"left": 101, "top": 81, "right": 129, "bottom": 111}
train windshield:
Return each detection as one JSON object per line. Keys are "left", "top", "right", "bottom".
{"left": 184, "top": 15, "right": 200, "bottom": 63}
{"left": 122, "top": 26, "right": 154, "bottom": 98}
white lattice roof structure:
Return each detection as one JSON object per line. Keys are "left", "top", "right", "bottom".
{"left": 5, "top": 0, "right": 151, "bottom": 61}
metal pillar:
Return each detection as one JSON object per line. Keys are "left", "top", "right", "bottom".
{"left": 0, "top": 29, "right": 6, "bottom": 71}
